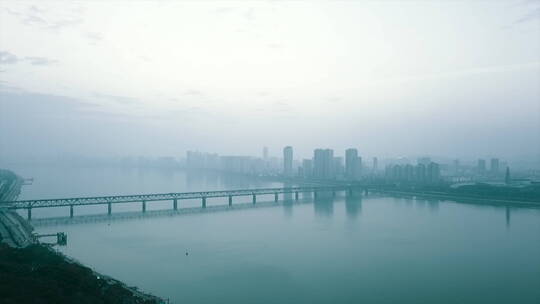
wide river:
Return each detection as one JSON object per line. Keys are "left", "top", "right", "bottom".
{"left": 8, "top": 165, "right": 540, "bottom": 304}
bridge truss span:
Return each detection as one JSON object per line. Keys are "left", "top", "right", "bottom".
{"left": 0, "top": 185, "right": 367, "bottom": 212}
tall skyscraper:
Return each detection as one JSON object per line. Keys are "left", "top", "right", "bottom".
{"left": 415, "top": 163, "right": 426, "bottom": 183}
{"left": 453, "top": 159, "right": 460, "bottom": 174}
{"left": 417, "top": 157, "right": 431, "bottom": 166}
{"left": 490, "top": 158, "right": 499, "bottom": 174}
{"left": 345, "top": 148, "right": 360, "bottom": 180}
{"left": 333, "top": 157, "right": 344, "bottom": 177}
{"left": 283, "top": 146, "right": 293, "bottom": 177}
{"left": 478, "top": 159, "right": 486, "bottom": 174}
{"left": 302, "top": 159, "right": 313, "bottom": 178}
{"left": 404, "top": 164, "right": 414, "bottom": 181}
{"left": 505, "top": 167, "right": 511, "bottom": 184}
{"left": 263, "top": 146, "right": 268, "bottom": 160}
{"left": 427, "top": 162, "right": 440, "bottom": 183}
{"left": 313, "top": 149, "right": 334, "bottom": 179}
{"left": 373, "top": 157, "right": 378, "bottom": 173}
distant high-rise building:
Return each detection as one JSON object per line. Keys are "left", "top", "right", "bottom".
{"left": 333, "top": 157, "right": 344, "bottom": 177}
{"left": 263, "top": 147, "right": 268, "bottom": 160}
{"left": 404, "top": 164, "right": 414, "bottom": 181}
{"left": 417, "top": 157, "right": 431, "bottom": 166}
{"left": 313, "top": 149, "right": 334, "bottom": 179}
{"left": 415, "top": 163, "right": 426, "bottom": 183}
{"left": 490, "top": 158, "right": 499, "bottom": 174}
{"left": 392, "top": 164, "right": 403, "bottom": 181}
{"left": 373, "top": 157, "right": 378, "bottom": 173}
{"left": 345, "top": 148, "right": 361, "bottom": 180}
{"left": 427, "top": 162, "right": 440, "bottom": 184}
{"left": 477, "top": 159, "right": 486, "bottom": 174}
{"left": 283, "top": 146, "right": 293, "bottom": 177}
{"left": 453, "top": 159, "right": 460, "bottom": 174}
{"left": 505, "top": 167, "right": 511, "bottom": 184}
{"left": 302, "top": 159, "right": 313, "bottom": 178}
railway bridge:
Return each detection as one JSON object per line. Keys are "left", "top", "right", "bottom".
{"left": 0, "top": 185, "right": 372, "bottom": 220}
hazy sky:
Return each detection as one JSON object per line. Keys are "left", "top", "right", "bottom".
{"left": 1, "top": 0, "right": 539, "bottom": 161}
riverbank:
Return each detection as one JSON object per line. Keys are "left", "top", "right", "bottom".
{"left": 0, "top": 169, "right": 167, "bottom": 304}
{"left": 0, "top": 243, "right": 163, "bottom": 304}
{"left": 375, "top": 189, "right": 540, "bottom": 207}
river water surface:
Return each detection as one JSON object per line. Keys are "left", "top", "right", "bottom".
{"left": 8, "top": 165, "right": 540, "bottom": 304}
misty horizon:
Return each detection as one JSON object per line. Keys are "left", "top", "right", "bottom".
{"left": 1, "top": 0, "right": 539, "bottom": 162}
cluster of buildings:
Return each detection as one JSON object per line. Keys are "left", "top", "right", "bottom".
{"left": 185, "top": 150, "right": 282, "bottom": 175}
{"left": 384, "top": 158, "right": 441, "bottom": 184}
{"left": 298, "top": 148, "right": 365, "bottom": 180}
{"left": 180, "top": 148, "right": 521, "bottom": 185}
{"left": 185, "top": 147, "right": 369, "bottom": 181}
{"left": 476, "top": 158, "right": 502, "bottom": 176}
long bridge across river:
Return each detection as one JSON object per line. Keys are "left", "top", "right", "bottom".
{"left": 0, "top": 185, "right": 372, "bottom": 220}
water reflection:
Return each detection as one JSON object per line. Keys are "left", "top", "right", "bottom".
{"left": 31, "top": 200, "right": 284, "bottom": 227}
{"left": 345, "top": 193, "right": 361, "bottom": 220}
{"left": 186, "top": 169, "right": 206, "bottom": 189}
{"left": 404, "top": 198, "right": 414, "bottom": 207}
{"left": 282, "top": 191, "right": 294, "bottom": 217}
{"left": 427, "top": 199, "right": 439, "bottom": 213}
{"left": 314, "top": 192, "right": 334, "bottom": 217}
{"left": 506, "top": 206, "right": 511, "bottom": 228}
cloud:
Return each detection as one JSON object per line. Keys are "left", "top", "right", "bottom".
{"left": 84, "top": 32, "right": 103, "bottom": 40}
{"left": 0, "top": 51, "right": 18, "bottom": 64}
{"left": 514, "top": 7, "right": 540, "bottom": 24}
{"left": 0, "top": 50, "right": 58, "bottom": 66}
{"left": 47, "top": 18, "right": 83, "bottom": 30}
{"left": 138, "top": 55, "right": 151, "bottom": 62}
{"left": 183, "top": 89, "right": 203, "bottom": 96}
{"left": 244, "top": 8, "right": 255, "bottom": 21}
{"left": 4, "top": 5, "right": 83, "bottom": 30}
{"left": 325, "top": 97, "right": 342, "bottom": 103}
{"left": 0, "top": 86, "right": 97, "bottom": 113}
{"left": 267, "top": 43, "right": 282, "bottom": 49}
{"left": 93, "top": 92, "right": 141, "bottom": 104}
{"left": 24, "top": 56, "right": 58, "bottom": 66}
{"left": 272, "top": 100, "right": 294, "bottom": 113}
{"left": 213, "top": 7, "right": 235, "bottom": 14}
{"left": 84, "top": 32, "right": 103, "bottom": 44}
{"left": 28, "top": 5, "right": 45, "bottom": 14}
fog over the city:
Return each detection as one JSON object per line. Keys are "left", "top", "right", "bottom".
{"left": 1, "top": 0, "right": 539, "bottom": 162}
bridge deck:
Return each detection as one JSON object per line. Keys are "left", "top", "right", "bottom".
{"left": 0, "top": 185, "right": 363, "bottom": 209}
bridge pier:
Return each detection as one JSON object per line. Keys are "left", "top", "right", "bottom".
{"left": 228, "top": 195, "right": 232, "bottom": 206}
{"left": 70, "top": 205, "right": 74, "bottom": 218}
{"left": 295, "top": 191, "right": 299, "bottom": 200}
{"left": 202, "top": 197, "right": 206, "bottom": 208}
{"left": 173, "top": 199, "right": 178, "bottom": 210}
{"left": 108, "top": 202, "right": 112, "bottom": 215}
{"left": 27, "top": 207, "right": 32, "bottom": 220}
{"left": 252, "top": 194, "right": 256, "bottom": 204}
{"left": 274, "top": 193, "right": 278, "bottom": 202}
{"left": 142, "top": 200, "right": 146, "bottom": 213}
